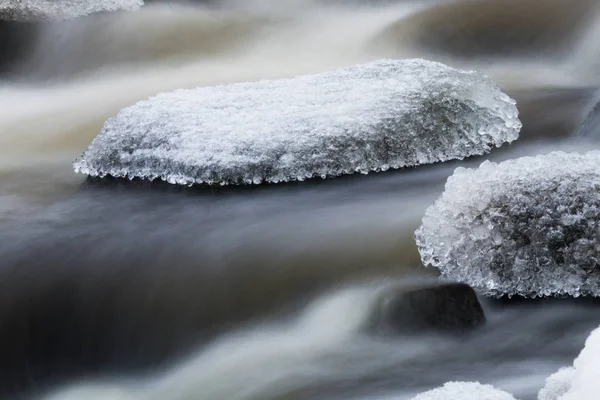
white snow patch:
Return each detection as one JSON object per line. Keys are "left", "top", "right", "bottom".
{"left": 412, "top": 382, "right": 517, "bottom": 400}
{"left": 539, "top": 325, "right": 600, "bottom": 400}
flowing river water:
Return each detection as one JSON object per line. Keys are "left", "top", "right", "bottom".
{"left": 1, "top": 0, "right": 600, "bottom": 399}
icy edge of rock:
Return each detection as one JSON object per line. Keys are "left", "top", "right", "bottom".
{"left": 0, "top": 0, "right": 143, "bottom": 22}
{"left": 73, "top": 58, "right": 521, "bottom": 186}
{"left": 415, "top": 151, "right": 600, "bottom": 298}
{"left": 538, "top": 368, "right": 576, "bottom": 400}
{"left": 538, "top": 325, "right": 600, "bottom": 400}
{"left": 412, "top": 382, "right": 517, "bottom": 400}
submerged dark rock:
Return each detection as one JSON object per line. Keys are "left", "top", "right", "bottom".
{"left": 375, "top": 0, "right": 598, "bottom": 59}
{"left": 0, "top": 20, "right": 39, "bottom": 77}
{"left": 370, "top": 282, "right": 486, "bottom": 335}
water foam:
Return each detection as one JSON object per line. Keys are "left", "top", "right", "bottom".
{"left": 40, "top": 284, "right": 381, "bottom": 400}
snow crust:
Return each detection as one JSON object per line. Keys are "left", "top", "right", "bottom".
{"left": 415, "top": 151, "right": 600, "bottom": 298}
{"left": 538, "top": 325, "right": 600, "bottom": 400}
{"left": 412, "top": 382, "right": 517, "bottom": 400}
{"left": 74, "top": 59, "right": 520, "bottom": 186}
{"left": 538, "top": 368, "right": 576, "bottom": 400}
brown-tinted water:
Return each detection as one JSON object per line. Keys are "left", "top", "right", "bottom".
{"left": 1, "top": 0, "right": 600, "bottom": 399}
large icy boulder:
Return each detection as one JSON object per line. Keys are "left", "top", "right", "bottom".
{"left": 415, "top": 151, "right": 600, "bottom": 298}
{"left": 0, "top": 0, "right": 143, "bottom": 21}
{"left": 73, "top": 59, "right": 521, "bottom": 186}
{"left": 538, "top": 325, "right": 600, "bottom": 400}
{"left": 412, "top": 382, "right": 517, "bottom": 400}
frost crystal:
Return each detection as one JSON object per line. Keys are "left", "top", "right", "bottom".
{"left": 0, "top": 0, "right": 143, "bottom": 21}
{"left": 412, "top": 382, "right": 517, "bottom": 400}
{"left": 538, "top": 325, "right": 600, "bottom": 400}
{"left": 415, "top": 151, "right": 600, "bottom": 298}
{"left": 73, "top": 59, "right": 520, "bottom": 186}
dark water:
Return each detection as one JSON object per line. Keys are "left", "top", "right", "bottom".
{"left": 1, "top": 0, "right": 600, "bottom": 399}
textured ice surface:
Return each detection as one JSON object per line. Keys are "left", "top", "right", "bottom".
{"left": 73, "top": 59, "right": 521, "bottom": 186}
{"left": 538, "top": 368, "right": 576, "bottom": 400}
{"left": 538, "top": 325, "right": 600, "bottom": 400}
{"left": 0, "top": 0, "right": 143, "bottom": 21}
{"left": 415, "top": 151, "right": 600, "bottom": 298}
{"left": 412, "top": 382, "right": 517, "bottom": 400}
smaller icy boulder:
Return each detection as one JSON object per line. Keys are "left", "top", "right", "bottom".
{"left": 415, "top": 151, "right": 600, "bottom": 298}
{"left": 73, "top": 59, "right": 521, "bottom": 186}
{"left": 0, "top": 0, "right": 143, "bottom": 22}
{"left": 412, "top": 382, "right": 517, "bottom": 400}
{"left": 538, "top": 325, "right": 600, "bottom": 400}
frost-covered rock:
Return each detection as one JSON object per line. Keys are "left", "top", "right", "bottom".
{"left": 73, "top": 59, "right": 521, "bottom": 186}
{"left": 412, "top": 382, "right": 517, "bottom": 400}
{"left": 0, "top": 0, "right": 143, "bottom": 21}
{"left": 415, "top": 151, "right": 600, "bottom": 298}
{"left": 538, "top": 325, "right": 600, "bottom": 400}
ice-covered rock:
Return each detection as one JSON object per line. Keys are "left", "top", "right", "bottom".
{"left": 538, "top": 325, "right": 600, "bottom": 400}
{"left": 412, "top": 382, "right": 517, "bottom": 400}
{"left": 0, "top": 0, "right": 143, "bottom": 21}
{"left": 415, "top": 151, "right": 600, "bottom": 298}
{"left": 73, "top": 59, "right": 521, "bottom": 186}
